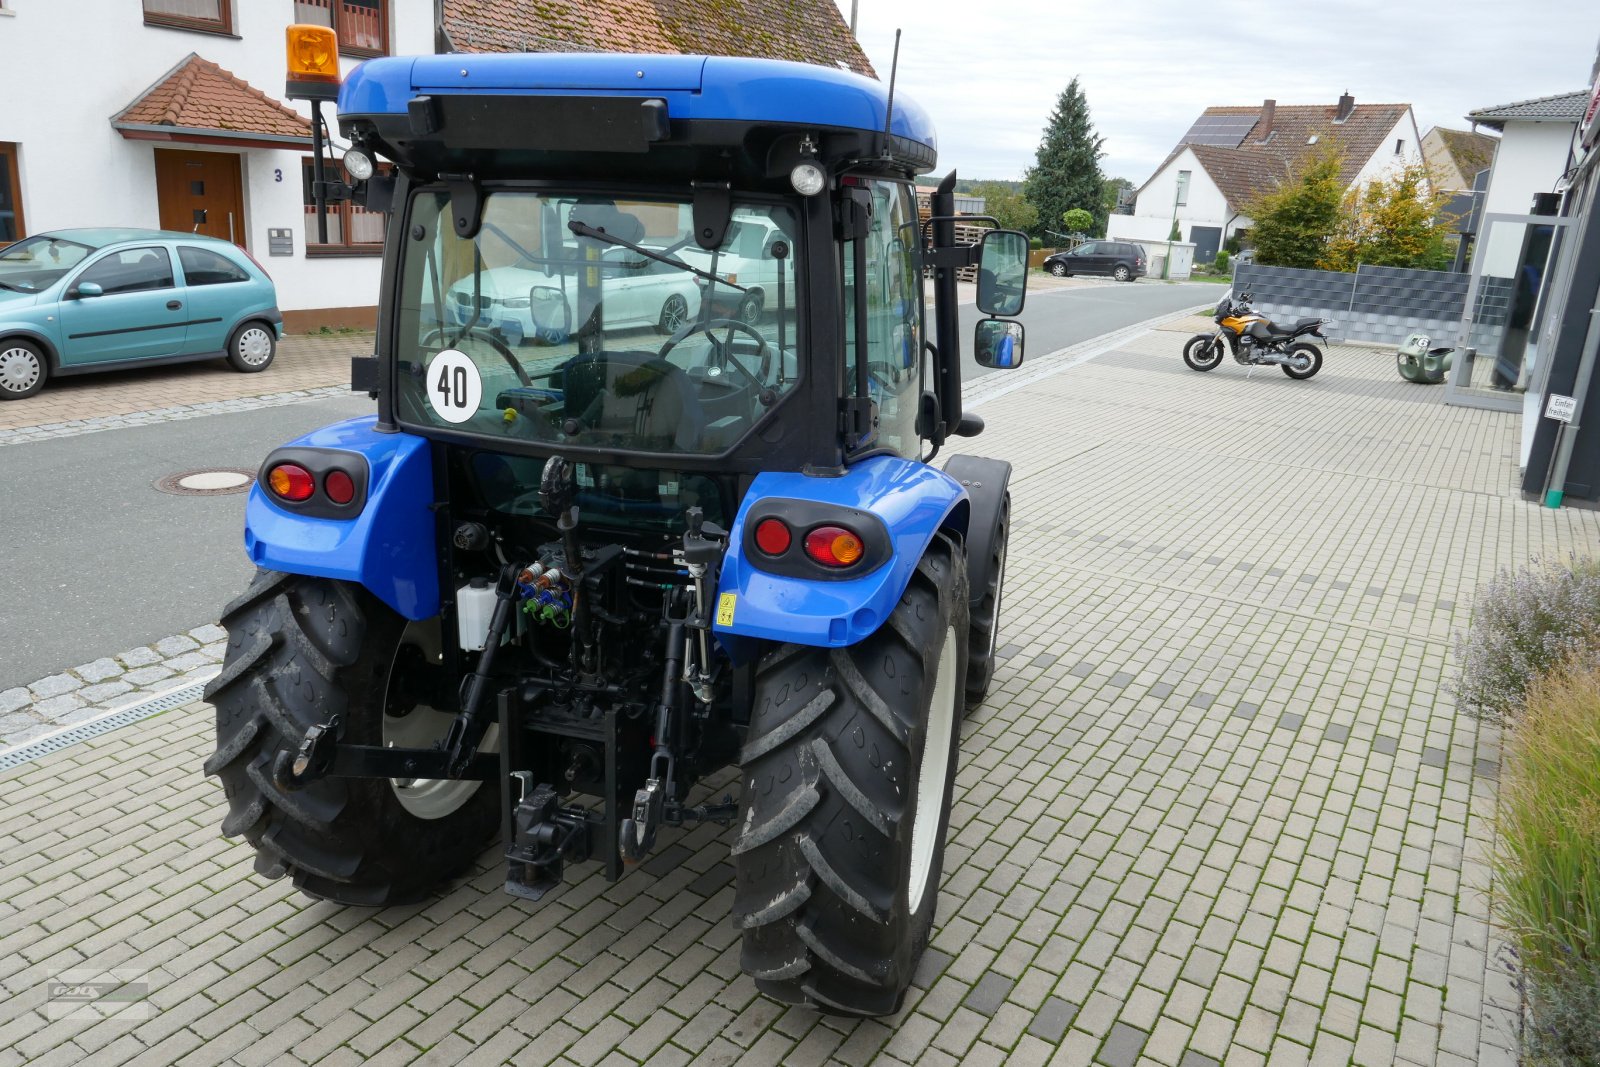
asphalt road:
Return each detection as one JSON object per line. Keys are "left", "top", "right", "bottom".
{"left": 0, "top": 280, "right": 1210, "bottom": 689}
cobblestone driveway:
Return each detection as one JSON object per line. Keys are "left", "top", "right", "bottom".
{"left": 4, "top": 326, "right": 1598, "bottom": 1067}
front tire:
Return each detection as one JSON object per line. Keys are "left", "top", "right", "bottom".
{"left": 1049, "top": 262, "right": 1068, "bottom": 277}
{"left": 227, "top": 321, "right": 277, "bottom": 373}
{"left": 1283, "top": 343, "right": 1322, "bottom": 379}
{"left": 1183, "top": 335, "right": 1225, "bottom": 371}
{"left": 203, "top": 571, "right": 500, "bottom": 905}
{"left": 733, "top": 533, "right": 968, "bottom": 1017}
{"left": 658, "top": 294, "right": 690, "bottom": 334}
{"left": 0, "top": 339, "right": 48, "bottom": 399}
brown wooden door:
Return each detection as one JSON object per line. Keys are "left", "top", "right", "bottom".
{"left": 154, "top": 149, "right": 245, "bottom": 247}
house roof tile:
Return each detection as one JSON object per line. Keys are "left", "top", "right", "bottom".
{"left": 1467, "top": 90, "right": 1589, "bottom": 130}
{"left": 442, "top": 0, "right": 873, "bottom": 76}
{"left": 113, "top": 54, "right": 312, "bottom": 144}
{"left": 1142, "top": 99, "right": 1413, "bottom": 212}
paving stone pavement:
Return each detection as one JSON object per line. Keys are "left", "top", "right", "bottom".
{"left": 3, "top": 329, "right": 1596, "bottom": 1066}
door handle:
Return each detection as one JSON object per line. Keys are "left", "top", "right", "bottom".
{"left": 167, "top": 300, "right": 182, "bottom": 310}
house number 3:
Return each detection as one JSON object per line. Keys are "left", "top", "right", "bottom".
{"left": 274, "top": 169, "right": 283, "bottom": 182}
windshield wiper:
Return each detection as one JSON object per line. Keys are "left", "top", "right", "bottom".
{"left": 567, "top": 220, "right": 748, "bottom": 293}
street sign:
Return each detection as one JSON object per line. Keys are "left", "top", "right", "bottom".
{"left": 1545, "top": 393, "right": 1577, "bottom": 423}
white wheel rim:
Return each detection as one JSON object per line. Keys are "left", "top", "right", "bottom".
{"left": 0, "top": 346, "right": 41, "bottom": 393}
{"left": 383, "top": 621, "right": 496, "bottom": 820}
{"left": 237, "top": 327, "right": 273, "bottom": 366}
{"left": 908, "top": 623, "right": 959, "bottom": 914}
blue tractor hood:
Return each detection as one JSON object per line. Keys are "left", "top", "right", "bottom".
{"left": 338, "top": 52, "right": 936, "bottom": 157}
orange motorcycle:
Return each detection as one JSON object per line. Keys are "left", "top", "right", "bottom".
{"left": 1182, "top": 291, "right": 1330, "bottom": 380}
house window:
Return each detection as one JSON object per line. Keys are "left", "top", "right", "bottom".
{"left": 142, "top": 0, "right": 232, "bottom": 34}
{"left": 302, "top": 160, "right": 385, "bottom": 254}
{"left": 0, "top": 143, "right": 24, "bottom": 244}
{"left": 1396, "top": 138, "right": 1405, "bottom": 155}
{"left": 1175, "top": 170, "right": 1191, "bottom": 207}
{"left": 293, "top": 0, "right": 388, "bottom": 56}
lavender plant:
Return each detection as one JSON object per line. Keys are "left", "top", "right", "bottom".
{"left": 1452, "top": 557, "right": 1600, "bottom": 725}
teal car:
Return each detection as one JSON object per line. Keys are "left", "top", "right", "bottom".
{"left": 0, "top": 228, "right": 282, "bottom": 400}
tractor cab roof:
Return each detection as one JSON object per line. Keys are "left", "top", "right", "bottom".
{"left": 338, "top": 53, "right": 937, "bottom": 183}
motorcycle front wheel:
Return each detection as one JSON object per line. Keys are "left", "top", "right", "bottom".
{"left": 1182, "top": 335, "right": 1225, "bottom": 372}
{"left": 1282, "top": 343, "right": 1322, "bottom": 380}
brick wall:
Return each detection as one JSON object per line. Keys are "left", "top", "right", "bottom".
{"left": 1233, "top": 262, "right": 1471, "bottom": 347}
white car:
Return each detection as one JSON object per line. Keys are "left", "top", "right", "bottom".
{"left": 679, "top": 217, "right": 787, "bottom": 325}
{"left": 445, "top": 244, "right": 704, "bottom": 345}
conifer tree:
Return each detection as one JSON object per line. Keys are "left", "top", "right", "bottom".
{"left": 1023, "top": 79, "right": 1106, "bottom": 239}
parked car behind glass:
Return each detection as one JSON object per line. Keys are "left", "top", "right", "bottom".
{"left": 0, "top": 228, "right": 281, "bottom": 400}
{"left": 1042, "top": 240, "right": 1147, "bottom": 282}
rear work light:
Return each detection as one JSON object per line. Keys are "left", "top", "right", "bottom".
{"left": 803, "top": 526, "right": 865, "bottom": 568}
{"left": 268, "top": 463, "right": 315, "bottom": 502}
{"left": 754, "top": 518, "right": 792, "bottom": 556}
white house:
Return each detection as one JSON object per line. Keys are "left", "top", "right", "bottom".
{"left": 0, "top": 0, "right": 435, "bottom": 330}
{"left": 1109, "top": 95, "right": 1424, "bottom": 263}
{"left": 1467, "top": 90, "right": 1589, "bottom": 219}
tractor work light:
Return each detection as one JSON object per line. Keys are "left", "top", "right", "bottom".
{"left": 341, "top": 148, "right": 374, "bottom": 181}
{"left": 285, "top": 24, "right": 339, "bottom": 101}
{"left": 268, "top": 463, "right": 316, "bottom": 502}
{"left": 803, "top": 526, "right": 865, "bottom": 567}
{"left": 790, "top": 162, "right": 826, "bottom": 196}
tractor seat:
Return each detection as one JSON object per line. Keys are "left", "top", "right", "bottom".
{"left": 560, "top": 350, "right": 706, "bottom": 452}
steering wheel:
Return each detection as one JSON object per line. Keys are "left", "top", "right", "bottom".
{"left": 420, "top": 327, "right": 532, "bottom": 387}
{"left": 657, "top": 317, "right": 775, "bottom": 401}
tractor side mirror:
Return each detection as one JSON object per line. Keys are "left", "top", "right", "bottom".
{"left": 975, "top": 318, "right": 1024, "bottom": 370}
{"left": 975, "top": 229, "right": 1029, "bottom": 317}
{"left": 73, "top": 282, "right": 104, "bottom": 299}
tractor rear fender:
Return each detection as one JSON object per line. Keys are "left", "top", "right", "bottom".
{"left": 715, "top": 454, "right": 969, "bottom": 649}
{"left": 941, "top": 454, "right": 1012, "bottom": 611}
{"left": 242, "top": 416, "right": 439, "bottom": 620}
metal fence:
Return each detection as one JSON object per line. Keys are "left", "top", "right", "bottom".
{"left": 1232, "top": 262, "right": 1471, "bottom": 347}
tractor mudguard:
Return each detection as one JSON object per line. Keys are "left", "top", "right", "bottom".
{"left": 941, "top": 454, "right": 1012, "bottom": 610}
{"left": 243, "top": 416, "right": 439, "bottom": 620}
{"left": 714, "top": 454, "right": 968, "bottom": 648}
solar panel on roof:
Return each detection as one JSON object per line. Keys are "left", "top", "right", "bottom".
{"left": 1180, "top": 114, "right": 1255, "bottom": 147}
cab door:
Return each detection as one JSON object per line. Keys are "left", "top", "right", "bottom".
{"left": 57, "top": 246, "right": 188, "bottom": 367}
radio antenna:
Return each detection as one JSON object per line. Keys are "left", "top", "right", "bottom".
{"left": 880, "top": 29, "right": 902, "bottom": 159}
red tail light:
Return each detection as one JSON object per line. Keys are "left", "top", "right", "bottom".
{"left": 803, "top": 525, "right": 865, "bottom": 567}
{"left": 324, "top": 469, "right": 356, "bottom": 505}
{"left": 267, "top": 463, "right": 315, "bottom": 502}
{"left": 754, "top": 518, "right": 792, "bottom": 556}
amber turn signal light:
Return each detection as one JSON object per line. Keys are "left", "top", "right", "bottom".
{"left": 286, "top": 24, "right": 339, "bottom": 83}
{"left": 803, "top": 525, "right": 865, "bottom": 567}
{"left": 268, "top": 463, "right": 316, "bottom": 502}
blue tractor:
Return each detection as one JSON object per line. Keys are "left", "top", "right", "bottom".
{"left": 205, "top": 31, "right": 1028, "bottom": 1017}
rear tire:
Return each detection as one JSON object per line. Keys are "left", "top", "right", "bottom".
{"left": 1113, "top": 264, "right": 1132, "bottom": 282}
{"left": 1183, "top": 335, "right": 1225, "bottom": 371}
{"left": 1282, "top": 343, "right": 1322, "bottom": 380}
{"left": 203, "top": 570, "right": 500, "bottom": 905}
{"left": 964, "top": 497, "right": 1008, "bottom": 709}
{"left": 733, "top": 533, "right": 968, "bottom": 1017}
{"left": 227, "top": 321, "right": 277, "bottom": 373}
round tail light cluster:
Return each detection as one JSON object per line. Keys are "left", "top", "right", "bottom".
{"left": 752, "top": 517, "right": 866, "bottom": 569}
{"left": 266, "top": 462, "right": 357, "bottom": 507}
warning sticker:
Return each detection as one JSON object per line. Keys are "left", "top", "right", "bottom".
{"left": 716, "top": 592, "right": 737, "bottom": 627}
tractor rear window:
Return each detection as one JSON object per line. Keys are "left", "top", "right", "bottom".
{"left": 395, "top": 190, "right": 801, "bottom": 456}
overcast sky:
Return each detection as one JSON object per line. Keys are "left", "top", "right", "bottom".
{"left": 833, "top": 0, "right": 1600, "bottom": 184}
